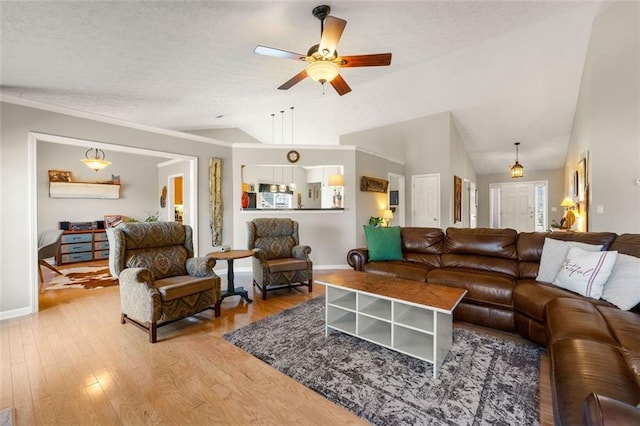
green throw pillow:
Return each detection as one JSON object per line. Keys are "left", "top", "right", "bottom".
{"left": 363, "top": 225, "right": 403, "bottom": 261}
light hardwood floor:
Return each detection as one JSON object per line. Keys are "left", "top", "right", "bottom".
{"left": 2, "top": 263, "right": 553, "bottom": 425}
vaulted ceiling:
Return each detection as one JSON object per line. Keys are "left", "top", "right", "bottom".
{"left": 0, "top": 1, "right": 604, "bottom": 174}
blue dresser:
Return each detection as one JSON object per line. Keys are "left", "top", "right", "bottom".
{"left": 57, "top": 230, "right": 109, "bottom": 264}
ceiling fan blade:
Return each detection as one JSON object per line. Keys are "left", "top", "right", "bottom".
{"left": 339, "top": 53, "right": 392, "bottom": 67}
{"left": 330, "top": 74, "right": 352, "bottom": 96}
{"left": 278, "top": 70, "right": 308, "bottom": 90}
{"left": 318, "top": 16, "right": 347, "bottom": 58}
{"left": 254, "top": 45, "right": 306, "bottom": 61}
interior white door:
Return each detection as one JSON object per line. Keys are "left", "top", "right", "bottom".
{"left": 500, "top": 183, "right": 535, "bottom": 231}
{"left": 412, "top": 174, "right": 440, "bottom": 227}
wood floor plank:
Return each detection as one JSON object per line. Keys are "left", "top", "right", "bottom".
{"left": 0, "top": 264, "right": 553, "bottom": 424}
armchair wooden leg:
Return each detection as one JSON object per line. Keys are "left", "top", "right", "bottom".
{"left": 262, "top": 288, "right": 267, "bottom": 300}
{"left": 149, "top": 322, "right": 157, "bottom": 343}
{"left": 214, "top": 300, "right": 221, "bottom": 317}
{"left": 308, "top": 279, "right": 313, "bottom": 293}
{"left": 120, "top": 313, "right": 126, "bottom": 324}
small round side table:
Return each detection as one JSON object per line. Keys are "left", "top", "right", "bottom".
{"left": 207, "top": 249, "right": 254, "bottom": 303}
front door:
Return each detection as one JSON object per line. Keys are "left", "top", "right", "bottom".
{"left": 500, "top": 183, "right": 535, "bottom": 231}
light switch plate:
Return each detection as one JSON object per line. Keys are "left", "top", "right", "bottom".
{"left": 597, "top": 205, "right": 604, "bottom": 214}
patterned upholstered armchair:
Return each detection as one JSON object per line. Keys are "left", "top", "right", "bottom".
{"left": 107, "top": 222, "right": 221, "bottom": 343}
{"left": 247, "top": 218, "right": 313, "bottom": 300}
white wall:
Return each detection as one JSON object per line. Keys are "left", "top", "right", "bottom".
{"left": 38, "top": 142, "right": 162, "bottom": 230}
{"left": 355, "top": 151, "right": 406, "bottom": 248}
{"left": 341, "top": 111, "right": 476, "bottom": 228}
{"left": 232, "top": 145, "right": 358, "bottom": 270}
{"left": 565, "top": 1, "right": 640, "bottom": 233}
{"left": 0, "top": 101, "right": 232, "bottom": 318}
{"left": 449, "top": 117, "right": 477, "bottom": 228}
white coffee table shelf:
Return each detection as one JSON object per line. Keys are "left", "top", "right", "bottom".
{"left": 321, "top": 272, "right": 466, "bottom": 379}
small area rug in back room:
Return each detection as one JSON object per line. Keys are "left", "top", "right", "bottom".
{"left": 46, "top": 266, "right": 118, "bottom": 290}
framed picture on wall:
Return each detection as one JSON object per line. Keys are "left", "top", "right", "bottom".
{"left": 577, "top": 158, "right": 587, "bottom": 202}
{"left": 454, "top": 175, "right": 462, "bottom": 223}
{"left": 389, "top": 190, "right": 399, "bottom": 206}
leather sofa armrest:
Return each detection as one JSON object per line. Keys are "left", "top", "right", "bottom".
{"left": 186, "top": 257, "right": 218, "bottom": 277}
{"left": 292, "top": 245, "right": 311, "bottom": 260}
{"left": 347, "top": 248, "right": 369, "bottom": 271}
{"left": 582, "top": 392, "right": 640, "bottom": 426}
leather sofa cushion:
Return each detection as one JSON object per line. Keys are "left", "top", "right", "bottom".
{"left": 513, "top": 280, "right": 613, "bottom": 323}
{"left": 598, "top": 307, "right": 640, "bottom": 352}
{"left": 363, "top": 261, "right": 429, "bottom": 282}
{"left": 404, "top": 253, "right": 441, "bottom": 269}
{"left": 610, "top": 233, "right": 640, "bottom": 257}
{"left": 548, "top": 231, "right": 618, "bottom": 250}
{"left": 401, "top": 227, "right": 444, "bottom": 254}
{"left": 427, "top": 268, "right": 515, "bottom": 306}
{"left": 545, "top": 298, "right": 618, "bottom": 346}
{"left": 550, "top": 338, "right": 640, "bottom": 426}
{"left": 454, "top": 302, "right": 515, "bottom": 332}
{"left": 441, "top": 253, "right": 519, "bottom": 277}
{"left": 519, "top": 262, "right": 540, "bottom": 280}
{"left": 517, "top": 232, "right": 549, "bottom": 261}
{"left": 155, "top": 275, "right": 216, "bottom": 301}
{"left": 581, "top": 392, "right": 640, "bottom": 426}
{"left": 444, "top": 227, "right": 518, "bottom": 259}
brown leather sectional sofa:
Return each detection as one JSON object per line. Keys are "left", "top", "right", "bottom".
{"left": 347, "top": 227, "right": 640, "bottom": 425}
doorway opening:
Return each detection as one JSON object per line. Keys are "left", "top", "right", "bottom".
{"left": 489, "top": 181, "right": 548, "bottom": 232}
{"left": 29, "top": 132, "right": 198, "bottom": 313}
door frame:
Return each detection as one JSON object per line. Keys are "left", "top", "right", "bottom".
{"left": 28, "top": 132, "right": 198, "bottom": 314}
{"left": 388, "top": 172, "right": 405, "bottom": 227}
{"left": 489, "top": 180, "right": 548, "bottom": 231}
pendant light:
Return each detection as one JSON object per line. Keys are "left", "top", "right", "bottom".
{"left": 269, "top": 113, "right": 278, "bottom": 192}
{"left": 289, "top": 106, "right": 296, "bottom": 190}
{"left": 510, "top": 142, "right": 524, "bottom": 179}
{"left": 81, "top": 148, "right": 111, "bottom": 172}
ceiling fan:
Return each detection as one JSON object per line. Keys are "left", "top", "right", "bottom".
{"left": 254, "top": 4, "right": 392, "bottom": 96}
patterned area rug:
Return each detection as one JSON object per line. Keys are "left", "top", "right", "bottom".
{"left": 224, "top": 296, "right": 542, "bottom": 425}
{"left": 45, "top": 266, "right": 118, "bottom": 290}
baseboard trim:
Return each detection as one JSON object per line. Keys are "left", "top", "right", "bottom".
{"left": 0, "top": 306, "right": 32, "bottom": 321}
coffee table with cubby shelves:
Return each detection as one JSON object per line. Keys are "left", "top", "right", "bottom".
{"left": 316, "top": 270, "right": 466, "bottom": 378}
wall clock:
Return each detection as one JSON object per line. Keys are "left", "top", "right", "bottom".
{"left": 287, "top": 150, "right": 300, "bottom": 163}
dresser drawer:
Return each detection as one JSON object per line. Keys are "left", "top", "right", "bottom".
{"left": 61, "top": 252, "right": 93, "bottom": 263}
{"left": 94, "top": 250, "right": 110, "bottom": 260}
{"left": 94, "top": 241, "right": 109, "bottom": 250}
{"left": 62, "top": 233, "right": 92, "bottom": 244}
{"left": 60, "top": 242, "right": 93, "bottom": 253}
{"left": 94, "top": 232, "right": 108, "bottom": 242}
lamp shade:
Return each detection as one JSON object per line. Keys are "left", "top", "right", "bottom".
{"left": 328, "top": 174, "right": 344, "bottom": 186}
{"left": 560, "top": 197, "right": 576, "bottom": 208}
{"left": 382, "top": 209, "right": 394, "bottom": 220}
{"left": 510, "top": 142, "right": 524, "bottom": 178}
{"left": 306, "top": 60, "right": 339, "bottom": 83}
{"left": 81, "top": 148, "right": 111, "bottom": 172}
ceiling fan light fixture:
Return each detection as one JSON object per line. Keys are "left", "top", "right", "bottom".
{"left": 306, "top": 60, "right": 339, "bottom": 84}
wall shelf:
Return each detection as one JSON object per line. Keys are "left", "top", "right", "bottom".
{"left": 49, "top": 182, "right": 120, "bottom": 199}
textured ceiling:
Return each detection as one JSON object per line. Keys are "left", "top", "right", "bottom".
{"left": 1, "top": 1, "right": 603, "bottom": 174}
